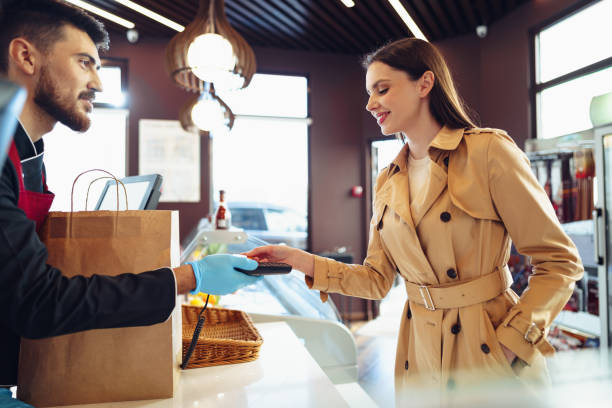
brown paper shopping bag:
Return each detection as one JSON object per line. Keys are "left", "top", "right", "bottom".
{"left": 17, "top": 209, "right": 182, "bottom": 407}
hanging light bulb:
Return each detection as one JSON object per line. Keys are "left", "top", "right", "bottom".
{"left": 192, "top": 95, "right": 224, "bottom": 133}
{"left": 187, "top": 33, "right": 234, "bottom": 82}
{"left": 179, "top": 84, "right": 234, "bottom": 137}
{"left": 166, "top": 0, "right": 256, "bottom": 93}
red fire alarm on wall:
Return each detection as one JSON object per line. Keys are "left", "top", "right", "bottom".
{"left": 350, "top": 185, "right": 363, "bottom": 198}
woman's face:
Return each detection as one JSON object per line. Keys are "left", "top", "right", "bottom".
{"left": 365, "top": 61, "right": 427, "bottom": 136}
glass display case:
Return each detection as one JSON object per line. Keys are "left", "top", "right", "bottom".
{"left": 593, "top": 123, "right": 612, "bottom": 350}
{"left": 180, "top": 219, "right": 359, "bottom": 384}
{"left": 181, "top": 217, "right": 341, "bottom": 322}
{"left": 525, "top": 129, "right": 601, "bottom": 349}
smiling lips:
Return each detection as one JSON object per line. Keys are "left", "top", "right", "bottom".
{"left": 376, "top": 112, "right": 389, "bottom": 125}
{"left": 80, "top": 97, "right": 94, "bottom": 112}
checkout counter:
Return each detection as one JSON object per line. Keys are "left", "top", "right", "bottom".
{"left": 42, "top": 220, "right": 369, "bottom": 408}
{"left": 50, "top": 322, "right": 353, "bottom": 408}
{"left": 180, "top": 219, "right": 359, "bottom": 385}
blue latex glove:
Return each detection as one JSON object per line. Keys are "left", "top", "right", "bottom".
{"left": 188, "top": 254, "right": 261, "bottom": 295}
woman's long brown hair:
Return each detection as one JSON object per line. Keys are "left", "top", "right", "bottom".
{"left": 363, "top": 38, "right": 478, "bottom": 130}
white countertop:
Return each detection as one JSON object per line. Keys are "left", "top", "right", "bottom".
{"left": 49, "top": 322, "right": 349, "bottom": 408}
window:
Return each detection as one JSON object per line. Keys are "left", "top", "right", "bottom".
{"left": 214, "top": 73, "right": 310, "bottom": 249}
{"left": 370, "top": 137, "right": 404, "bottom": 201}
{"left": 45, "top": 109, "right": 128, "bottom": 211}
{"left": 95, "top": 65, "right": 126, "bottom": 107}
{"left": 231, "top": 208, "right": 266, "bottom": 231}
{"left": 532, "top": 1, "right": 612, "bottom": 139}
{"left": 45, "top": 58, "right": 128, "bottom": 211}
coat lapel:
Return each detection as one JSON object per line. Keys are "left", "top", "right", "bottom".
{"left": 377, "top": 169, "right": 416, "bottom": 231}
{"left": 410, "top": 126, "right": 464, "bottom": 226}
{"left": 377, "top": 144, "right": 417, "bottom": 230}
{"left": 373, "top": 127, "right": 466, "bottom": 287}
{"left": 411, "top": 161, "right": 447, "bottom": 227}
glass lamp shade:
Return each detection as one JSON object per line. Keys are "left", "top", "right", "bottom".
{"left": 178, "top": 88, "right": 234, "bottom": 136}
{"left": 165, "top": 0, "right": 256, "bottom": 93}
{"left": 187, "top": 33, "right": 235, "bottom": 82}
{"left": 190, "top": 93, "right": 231, "bottom": 135}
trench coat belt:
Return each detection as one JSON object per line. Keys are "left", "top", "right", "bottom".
{"left": 404, "top": 265, "right": 513, "bottom": 311}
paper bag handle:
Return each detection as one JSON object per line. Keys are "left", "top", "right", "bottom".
{"left": 70, "top": 169, "right": 128, "bottom": 213}
{"left": 84, "top": 176, "right": 128, "bottom": 211}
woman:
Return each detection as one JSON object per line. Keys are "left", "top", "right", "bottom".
{"left": 245, "top": 39, "right": 582, "bottom": 402}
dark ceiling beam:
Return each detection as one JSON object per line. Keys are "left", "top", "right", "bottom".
{"left": 70, "top": 0, "right": 532, "bottom": 52}
{"left": 313, "top": 0, "right": 375, "bottom": 51}
{"left": 459, "top": 0, "right": 479, "bottom": 29}
{"left": 281, "top": 0, "right": 355, "bottom": 52}
{"left": 296, "top": 0, "right": 364, "bottom": 52}
{"left": 490, "top": 0, "right": 504, "bottom": 20}
{"left": 267, "top": 0, "right": 345, "bottom": 52}
{"left": 224, "top": 2, "right": 305, "bottom": 49}
{"left": 443, "top": 0, "right": 470, "bottom": 34}
{"left": 427, "top": 0, "right": 456, "bottom": 38}
{"left": 327, "top": 0, "right": 383, "bottom": 45}
{"left": 475, "top": 0, "right": 491, "bottom": 24}
{"left": 409, "top": 0, "right": 443, "bottom": 39}
{"left": 372, "top": 0, "right": 415, "bottom": 39}
{"left": 359, "top": 0, "right": 407, "bottom": 41}
{"left": 136, "top": 0, "right": 193, "bottom": 24}
{"left": 225, "top": 5, "right": 291, "bottom": 48}
{"left": 223, "top": 16, "right": 275, "bottom": 48}
{"left": 378, "top": 0, "right": 425, "bottom": 40}
{"left": 248, "top": 0, "right": 330, "bottom": 52}
{"left": 85, "top": 0, "right": 178, "bottom": 37}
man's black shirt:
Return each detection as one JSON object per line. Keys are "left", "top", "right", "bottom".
{"left": 0, "top": 123, "right": 176, "bottom": 386}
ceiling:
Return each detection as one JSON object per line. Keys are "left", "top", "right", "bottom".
{"left": 87, "top": 0, "right": 531, "bottom": 54}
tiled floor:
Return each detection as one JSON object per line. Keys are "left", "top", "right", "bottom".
{"left": 352, "top": 283, "right": 407, "bottom": 408}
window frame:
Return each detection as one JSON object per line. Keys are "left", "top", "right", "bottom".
{"left": 213, "top": 70, "right": 312, "bottom": 251}
{"left": 366, "top": 135, "right": 403, "bottom": 220}
{"left": 529, "top": 0, "right": 612, "bottom": 140}
{"left": 95, "top": 57, "right": 129, "bottom": 109}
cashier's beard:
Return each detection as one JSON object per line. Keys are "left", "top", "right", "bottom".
{"left": 34, "top": 66, "right": 93, "bottom": 132}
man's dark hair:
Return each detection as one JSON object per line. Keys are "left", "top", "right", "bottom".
{"left": 0, "top": 0, "right": 110, "bottom": 74}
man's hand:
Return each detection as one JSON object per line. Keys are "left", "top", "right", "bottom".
{"left": 187, "top": 254, "right": 261, "bottom": 295}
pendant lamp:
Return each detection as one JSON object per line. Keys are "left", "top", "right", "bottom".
{"left": 166, "top": 0, "right": 256, "bottom": 93}
{"left": 179, "top": 84, "right": 235, "bottom": 137}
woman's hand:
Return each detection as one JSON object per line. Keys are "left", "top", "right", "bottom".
{"left": 242, "top": 245, "right": 315, "bottom": 277}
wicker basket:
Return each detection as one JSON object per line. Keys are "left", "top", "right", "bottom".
{"left": 181, "top": 305, "right": 263, "bottom": 369}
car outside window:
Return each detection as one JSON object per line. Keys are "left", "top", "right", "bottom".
{"left": 265, "top": 208, "right": 306, "bottom": 233}
{"left": 231, "top": 208, "right": 266, "bottom": 231}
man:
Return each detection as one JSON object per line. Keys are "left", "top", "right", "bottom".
{"left": 0, "top": 1, "right": 259, "bottom": 405}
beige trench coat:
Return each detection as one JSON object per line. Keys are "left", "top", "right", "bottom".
{"left": 307, "top": 126, "right": 583, "bottom": 399}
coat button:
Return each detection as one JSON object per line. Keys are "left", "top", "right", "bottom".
{"left": 406, "top": 307, "right": 412, "bottom": 319}
{"left": 481, "top": 343, "right": 490, "bottom": 354}
{"left": 443, "top": 157, "right": 449, "bottom": 167}
{"left": 451, "top": 324, "right": 461, "bottom": 335}
{"left": 446, "top": 268, "right": 457, "bottom": 279}
{"left": 440, "top": 212, "right": 451, "bottom": 222}
{"left": 404, "top": 360, "right": 409, "bottom": 370}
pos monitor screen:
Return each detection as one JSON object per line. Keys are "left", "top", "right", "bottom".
{"left": 0, "top": 79, "right": 27, "bottom": 167}
{"left": 94, "top": 174, "right": 163, "bottom": 210}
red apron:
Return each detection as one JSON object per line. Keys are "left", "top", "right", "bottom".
{"left": 8, "top": 141, "right": 54, "bottom": 232}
